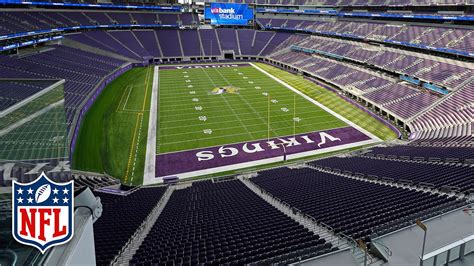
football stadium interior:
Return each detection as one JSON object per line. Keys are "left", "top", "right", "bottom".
{"left": 0, "top": 0, "right": 472, "bottom": 265}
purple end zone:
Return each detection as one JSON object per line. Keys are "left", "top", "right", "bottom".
{"left": 155, "top": 126, "right": 372, "bottom": 177}
{"left": 159, "top": 63, "right": 251, "bottom": 70}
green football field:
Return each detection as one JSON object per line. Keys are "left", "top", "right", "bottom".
{"left": 73, "top": 63, "right": 397, "bottom": 185}
{"left": 157, "top": 64, "right": 347, "bottom": 153}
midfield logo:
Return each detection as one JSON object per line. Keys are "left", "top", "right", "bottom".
{"left": 12, "top": 172, "right": 74, "bottom": 253}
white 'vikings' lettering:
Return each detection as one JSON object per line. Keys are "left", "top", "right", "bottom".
{"left": 317, "top": 132, "right": 341, "bottom": 147}
{"left": 300, "top": 135, "right": 315, "bottom": 144}
{"left": 176, "top": 64, "right": 239, "bottom": 70}
{"left": 219, "top": 146, "right": 238, "bottom": 158}
{"left": 196, "top": 151, "right": 214, "bottom": 161}
{"left": 265, "top": 140, "right": 280, "bottom": 150}
{"left": 242, "top": 143, "right": 265, "bottom": 153}
{"left": 276, "top": 137, "right": 301, "bottom": 147}
{"left": 194, "top": 131, "right": 344, "bottom": 162}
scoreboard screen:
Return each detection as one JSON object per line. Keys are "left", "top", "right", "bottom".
{"left": 204, "top": 3, "right": 253, "bottom": 26}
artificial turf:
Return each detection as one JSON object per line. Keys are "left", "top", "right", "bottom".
{"left": 73, "top": 62, "right": 397, "bottom": 185}
{"left": 73, "top": 66, "right": 152, "bottom": 185}
{"left": 157, "top": 64, "right": 347, "bottom": 153}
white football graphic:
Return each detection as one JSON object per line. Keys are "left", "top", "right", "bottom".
{"left": 35, "top": 184, "right": 51, "bottom": 204}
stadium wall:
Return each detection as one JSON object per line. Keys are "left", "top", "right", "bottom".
{"left": 69, "top": 63, "right": 133, "bottom": 156}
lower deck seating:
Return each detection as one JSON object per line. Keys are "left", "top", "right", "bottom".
{"left": 131, "top": 180, "right": 335, "bottom": 265}
{"left": 252, "top": 167, "right": 466, "bottom": 241}
{"left": 367, "top": 146, "right": 473, "bottom": 162}
{"left": 93, "top": 187, "right": 167, "bottom": 265}
{"left": 311, "top": 156, "right": 473, "bottom": 191}
{"left": 409, "top": 136, "right": 473, "bottom": 147}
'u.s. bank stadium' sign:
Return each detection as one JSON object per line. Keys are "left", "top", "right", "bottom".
{"left": 204, "top": 3, "right": 253, "bottom": 26}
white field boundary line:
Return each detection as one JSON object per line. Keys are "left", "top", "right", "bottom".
{"left": 122, "top": 85, "right": 134, "bottom": 111}
{"left": 159, "top": 95, "right": 309, "bottom": 108}
{"left": 159, "top": 88, "right": 293, "bottom": 99}
{"left": 157, "top": 125, "right": 350, "bottom": 155}
{"left": 160, "top": 104, "right": 322, "bottom": 116}
{"left": 160, "top": 113, "right": 337, "bottom": 131}
{"left": 143, "top": 66, "right": 158, "bottom": 185}
{"left": 250, "top": 63, "right": 381, "bottom": 142}
{"left": 160, "top": 120, "right": 344, "bottom": 141}
{"left": 157, "top": 97, "right": 316, "bottom": 114}
{"left": 0, "top": 100, "right": 64, "bottom": 137}
{"left": 160, "top": 109, "right": 335, "bottom": 125}
{"left": 147, "top": 139, "right": 379, "bottom": 183}
{"left": 129, "top": 113, "right": 144, "bottom": 184}
{"left": 162, "top": 88, "right": 288, "bottom": 100}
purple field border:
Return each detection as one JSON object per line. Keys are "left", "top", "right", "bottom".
{"left": 155, "top": 126, "right": 371, "bottom": 177}
{"left": 159, "top": 63, "right": 251, "bottom": 70}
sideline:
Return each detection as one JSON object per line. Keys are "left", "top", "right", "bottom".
{"left": 143, "top": 66, "right": 159, "bottom": 184}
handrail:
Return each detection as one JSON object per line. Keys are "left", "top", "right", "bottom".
{"left": 421, "top": 235, "right": 474, "bottom": 261}
{"left": 248, "top": 178, "right": 350, "bottom": 248}
{"left": 111, "top": 187, "right": 171, "bottom": 265}
{"left": 349, "top": 239, "right": 373, "bottom": 265}
{"left": 372, "top": 239, "right": 393, "bottom": 257}
{"left": 69, "top": 63, "right": 132, "bottom": 155}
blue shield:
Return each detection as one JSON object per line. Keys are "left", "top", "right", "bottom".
{"left": 12, "top": 172, "right": 74, "bottom": 253}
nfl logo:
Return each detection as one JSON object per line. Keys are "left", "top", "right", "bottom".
{"left": 12, "top": 172, "right": 74, "bottom": 253}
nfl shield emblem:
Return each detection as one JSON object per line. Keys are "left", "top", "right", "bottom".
{"left": 12, "top": 172, "right": 74, "bottom": 253}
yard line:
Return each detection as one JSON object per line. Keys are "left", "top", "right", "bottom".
{"left": 161, "top": 96, "right": 322, "bottom": 111}
{"left": 160, "top": 109, "right": 334, "bottom": 125}
{"left": 159, "top": 87, "right": 296, "bottom": 100}
{"left": 142, "top": 65, "right": 151, "bottom": 111}
{"left": 159, "top": 93, "right": 293, "bottom": 106}
{"left": 130, "top": 112, "right": 145, "bottom": 184}
{"left": 214, "top": 67, "right": 282, "bottom": 137}
{"left": 159, "top": 112, "right": 337, "bottom": 130}
{"left": 159, "top": 104, "right": 322, "bottom": 116}
{"left": 159, "top": 124, "right": 350, "bottom": 148}
{"left": 199, "top": 67, "right": 256, "bottom": 139}
{"left": 115, "top": 85, "right": 130, "bottom": 113}
{"left": 122, "top": 85, "right": 133, "bottom": 111}
{"left": 159, "top": 119, "right": 343, "bottom": 139}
